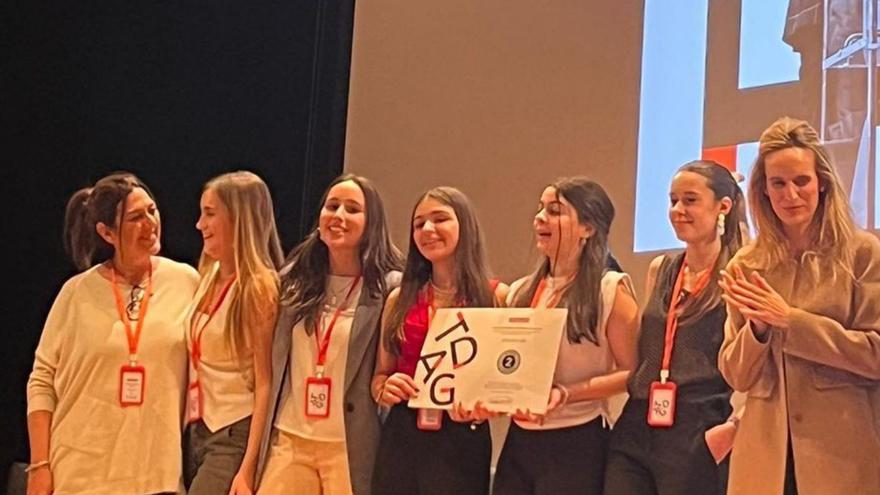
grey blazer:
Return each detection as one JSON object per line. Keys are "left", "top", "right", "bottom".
{"left": 255, "top": 271, "right": 400, "bottom": 495}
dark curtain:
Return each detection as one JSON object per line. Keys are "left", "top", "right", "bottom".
{"left": 0, "top": 0, "right": 356, "bottom": 488}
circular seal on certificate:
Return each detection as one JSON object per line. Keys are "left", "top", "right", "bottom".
{"left": 497, "top": 350, "right": 521, "bottom": 375}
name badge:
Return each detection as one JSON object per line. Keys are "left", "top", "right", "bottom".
{"left": 119, "top": 364, "right": 145, "bottom": 407}
{"left": 417, "top": 408, "right": 443, "bottom": 431}
{"left": 647, "top": 380, "right": 677, "bottom": 427}
{"left": 305, "top": 376, "right": 332, "bottom": 419}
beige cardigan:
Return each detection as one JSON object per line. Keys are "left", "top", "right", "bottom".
{"left": 28, "top": 258, "right": 199, "bottom": 495}
{"left": 719, "top": 231, "right": 880, "bottom": 495}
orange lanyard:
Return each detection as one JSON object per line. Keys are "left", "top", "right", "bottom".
{"left": 660, "top": 257, "right": 715, "bottom": 383}
{"left": 314, "top": 276, "right": 361, "bottom": 377}
{"left": 529, "top": 277, "right": 569, "bottom": 308}
{"left": 109, "top": 266, "right": 153, "bottom": 365}
{"left": 190, "top": 274, "right": 237, "bottom": 370}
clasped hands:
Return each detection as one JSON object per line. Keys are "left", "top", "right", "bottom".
{"left": 719, "top": 265, "right": 792, "bottom": 334}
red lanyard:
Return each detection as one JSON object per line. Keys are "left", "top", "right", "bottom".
{"left": 660, "top": 257, "right": 715, "bottom": 383}
{"left": 109, "top": 266, "right": 154, "bottom": 365}
{"left": 314, "top": 275, "right": 362, "bottom": 377}
{"left": 190, "top": 274, "right": 237, "bottom": 370}
{"left": 529, "top": 277, "right": 569, "bottom": 308}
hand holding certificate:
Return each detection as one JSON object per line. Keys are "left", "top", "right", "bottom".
{"left": 408, "top": 307, "right": 567, "bottom": 414}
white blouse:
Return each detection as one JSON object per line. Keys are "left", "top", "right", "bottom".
{"left": 508, "top": 270, "right": 632, "bottom": 430}
{"left": 185, "top": 262, "right": 255, "bottom": 432}
{"left": 275, "top": 274, "right": 361, "bottom": 442}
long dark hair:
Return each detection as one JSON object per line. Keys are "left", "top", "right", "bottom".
{"left": 512, "top": 177, "right": 614, "bottom": 344}
{"left": 672, "top": 160, "right": 746, "bottom": 326}
{"left": 64, "top": 172, "right": 155, "bottom": 271}
{"left": 384, "top": 187, "right": 497, "bottom": 354}
{"left": 280, "top": 174, "right": 403, "bottom": 331}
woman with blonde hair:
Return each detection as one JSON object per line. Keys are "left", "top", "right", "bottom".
{"left": 184, "top": 170, "right": 284, "bottom": 494}
{"left": 27, "top": 172, "right": 200, "bottom": 495}
{"left": 719, "top": 117, "right": 880, "bottom": 495}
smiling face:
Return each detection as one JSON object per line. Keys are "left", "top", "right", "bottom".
{"left": 533, "top": 186, "right": 589, "bottom": 259}
{"left": 196, "top": 187, "right": 234, "bottom": 262}
{"left": 412, "top": 196, "right": 460, "bottom": 264}
{"left": 318, "top": 179, "right": 367, "bottom": 253}
{"left": 97, "top": 186, "right": 161, "bottom": 263}
{"left": 668, "top": 170, "right": 730, "bottom": 244}
{"left": 763, "top": 147, "right": 821, "bottom": 235}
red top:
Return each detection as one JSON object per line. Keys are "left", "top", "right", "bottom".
{"left": 395, "top": 289, "right": 432, "bottom": 377}
{"left": 394, "top": 280, "right": 499, "bottom": 377}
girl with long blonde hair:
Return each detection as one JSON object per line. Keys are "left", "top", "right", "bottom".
{"left": 184, "top": 170, "right": 283, "bottom": 495}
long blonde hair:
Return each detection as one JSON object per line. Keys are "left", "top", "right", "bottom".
{"left": 744, "top": 117, "right": 855, "bottom": 271}
{"left": 198, "top": 171, "right": 284, "bottom": 356}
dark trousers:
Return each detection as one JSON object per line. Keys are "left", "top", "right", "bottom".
{"left": 372, "top": 405, "right": 491, "bottom": 495}
{"left": 183, "top": 416, "right": 251, "bottom": 495}
{"left": 493, "top": 417, "right": 609, "bottom": 495}
{"left": 604, "top": 400, "right": 728, "bottom": 495}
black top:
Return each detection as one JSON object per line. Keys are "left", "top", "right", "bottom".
{"left": 628, "top": 253, "right": 732, "bottom": 410}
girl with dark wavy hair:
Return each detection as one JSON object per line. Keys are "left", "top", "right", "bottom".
{"left": 257, "top": 174, "right": 402, "bottom": 495}
{"left": 493, "top": 177, "right": 639, "bottom": 495}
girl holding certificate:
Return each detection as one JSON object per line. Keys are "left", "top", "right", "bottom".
{"left": 371, "top": 186, "right": 507, "bottom": 495}
{"left": 183, "top": 171, "right": 284, "bottom": 494}
{"left": 257, "top": 174, "right": 402, "bottom": 495}
{"left": 719, "top": 117, "right": 880, "bottom": 495}
{"left": 603, "top": 161, "right": 745, "bottom": 495}
{"left": 493, "top": 176, "right": 639, "bottom": 495}
{"left": 27, "top": 173, "right": 199, "bottom": 495}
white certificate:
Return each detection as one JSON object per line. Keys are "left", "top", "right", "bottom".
{"left": 408, "top": 307, "right": 567, "bottom": 414}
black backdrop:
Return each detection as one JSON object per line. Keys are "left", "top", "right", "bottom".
{"left": 1, "top": 1, "right": 355, "bottom": 485}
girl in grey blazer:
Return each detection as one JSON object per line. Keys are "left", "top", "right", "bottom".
{"left": 255, "top": 174, "right": 402, "bottom": 495}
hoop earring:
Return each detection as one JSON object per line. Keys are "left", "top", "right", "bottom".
{"left": 716, "top": 213, "right": 726, "bottom": 237}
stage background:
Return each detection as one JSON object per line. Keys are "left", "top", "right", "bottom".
{"left": 4, "top": 0, "right": 877, "bottom": 488}
{"left": 345, "top": 0, "right": 877, "bottom": 294}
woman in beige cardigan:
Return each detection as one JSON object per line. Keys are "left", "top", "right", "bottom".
{"left": 27, "top": 173, "right": 200, "bottom": 495}
{"left": 719, "top": 117, "right": 880, "bottom": 495}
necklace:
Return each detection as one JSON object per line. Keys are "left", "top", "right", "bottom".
{"left": 327, "top": 276, "right": 360, "bottom": 306}
{"left": 428, "top": 278, "right": 455, "bottom": 294}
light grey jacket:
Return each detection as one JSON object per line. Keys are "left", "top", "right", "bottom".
{"left": 255, "top": 271, "right": 400, "bottom": 495}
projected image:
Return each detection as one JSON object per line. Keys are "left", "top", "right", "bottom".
{"left": 634, "top": 0, "right": 878, "bottom": 252}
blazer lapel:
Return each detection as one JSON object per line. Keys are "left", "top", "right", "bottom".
{"left": 343, "top": 289, "right": 382, "bottom": 394}
{"left": 272, "top": 303, "right": 298, "bottom": 386}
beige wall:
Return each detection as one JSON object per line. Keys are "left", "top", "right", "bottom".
{"left": 345, "top": 0, "right": 656, "bottom": 299}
